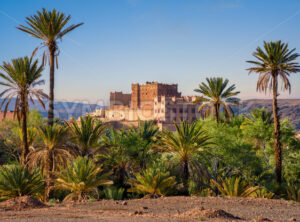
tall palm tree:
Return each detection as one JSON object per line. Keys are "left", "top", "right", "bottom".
{"left": 27, "top": 124, "right": 73, "bottom": 200}
{"left": 66, "top": 116, "right": 107, "bottom": 157}
{"left": 0, "top": 57, "right": 47, "bottom": 165}
{"left": 156, "top": 121, "right": 212, "bottom": 195}
{"left": 247, "top": 41, "right": 300, "bottom": 184}
{"left": 17, "top": 8, "right": 83, "bottom": 126}
{"left": 194, "top": 77, "right": 240, "bottom": 123}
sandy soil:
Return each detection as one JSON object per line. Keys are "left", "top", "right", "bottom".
{"left": 0, "top": 196, "right": 299, "bottom": 222}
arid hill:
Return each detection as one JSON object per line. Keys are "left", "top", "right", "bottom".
{"left": 238, "top": 99, "right": 300, "bottom": 131}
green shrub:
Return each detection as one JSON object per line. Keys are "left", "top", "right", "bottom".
{"left": 251, "top": 187, "right": 275, "bottom": 199}
{"left": 0, "top": 164, "right": 44, "bottom": 200}
{"left": 286, "top": 184, "right": 300, "bottom": 202}
{"left": 128, "top": 166, "right": 176, "bottom": 198}
{"left": 103, "top": 187, "right": 124, "bottom": 200}
{"left": 53, "top": 157, "right": 113, "bottom": 202}
{"left": 211, "top": 177, "right": 259, "bottom": 197}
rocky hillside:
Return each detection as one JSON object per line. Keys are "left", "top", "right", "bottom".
{"left": 239, "top": 99, "right": 300, "bottom": 131}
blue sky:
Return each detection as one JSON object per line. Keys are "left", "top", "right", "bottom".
{"left": 0, "top": 0, "right": 300, "bottom": 105}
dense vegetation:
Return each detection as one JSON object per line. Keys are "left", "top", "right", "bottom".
{"left": 0, "top": 110, "right": 299, "bottom": 202}
{"left": 0, "top": 9, "right": 299, "bottom": 203}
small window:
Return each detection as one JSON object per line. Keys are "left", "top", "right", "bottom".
{"left": 179, "top": 108, "right": 183, "bottom": 113}
{"left": 192, "top": 108, "right": 195, "bottom": 113}
{"left": 173, "top": 108, "right": 176, "bottom": 113}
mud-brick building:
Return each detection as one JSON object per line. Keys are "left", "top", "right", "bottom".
{"left": 87, "top": 82, "right": 200, "bottom": 130}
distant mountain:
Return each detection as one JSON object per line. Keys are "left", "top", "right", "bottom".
{"left": 238, "top": 99, "right": 300, "bottom": 131}
{"left": 1, "top": 98, "right": 300, "bottom": 131}
{"left": 0, "top": 98, "right": 105, "bottom": 120}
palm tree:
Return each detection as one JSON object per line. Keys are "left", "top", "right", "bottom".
{"left": 247, "top": 41, "right": 300, "bottom": 184}
{"left": 66, "top": 116, "right": 107, "bottom": 157}
{"left": 156, "top": 121, "right": 212, "bottom": 195}
{"left": 128, "top": 120, "right": 159, "bottom": 169}
{"left": 27, "top": 124, "right": 73, "bottom": 200}
{"left": 53, "top": 156, "right": 112, "bottom": 202}
{"left": 97, "top": 128, "right": 131, "bottom": 189}
{"left": 0, "top": 57, "right": 47, "bottom": 165}
{"left": 17, "top": 8, "right": 83, "bottom": 126}
{"left": 194, "top": 77, "right": 240, "bottom": 123}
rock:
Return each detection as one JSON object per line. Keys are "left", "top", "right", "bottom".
{"left": 133, "top": 210, "right": 143, "bottom": 215}
{"left": 256, "top": 216, "right": 272, "bottom": 221}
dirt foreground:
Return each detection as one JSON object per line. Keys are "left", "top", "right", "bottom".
{"left": 0, "top": 196, "right": 299, "bottom": 222}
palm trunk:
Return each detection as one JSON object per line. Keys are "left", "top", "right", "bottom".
{"left": 21, "top": 93, "right": 29, "bottom": 165}
{"left": 45, "top": 150, "right": 54, "bottom": 201}
{"left": 48, "top": 47, "right": 55, "bottom": 126}
{"left": 272, "top": 75, "right": 282, "bottom": 184}
{"left": 214, "top": 104, "right": 220, "bottom": 123}
{"left": 183, "top": 160, "right": 189, "bottom": 195}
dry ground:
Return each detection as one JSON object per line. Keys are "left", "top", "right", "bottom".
{"left": 0, "top": 196, "right": 299, "bottom": 222}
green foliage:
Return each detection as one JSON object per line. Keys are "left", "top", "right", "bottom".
{"left": 66, "top": 116, "right": 107, "bottom": 157}
{"left": 201, "top": 119, "right": 264, "bottom": 182}
{"left": 128, "top": 166, "right": 176, "bottom": 198}
{"left": 0, "top": 56, "right": 47, "bottom": 118}
{"left": 97, "top": 128, "right": 132, "bottom": 188}
{"left": 157, "top": 121, "right": 212, "bottom": 194}
{"left": 241, "top": 108, "right": 273, "bottom": 168}
{"left": 18, "top": 8, "right": 83, "bottom": 50}
{"left": 27, "top": 123, "right": 73, "bottom": 172}
{"left": 126, "top": 120, "right": 159, "bottom": 169}
{"left": 0, "top": 110, "right": 44, "bottom": 163}
{"left": 103, "top": 187, "right": 125, "bottom": 200}
{"left": 0, "top": 164, "right": 44, "bottom": 200}
{"left": 194, "top": 77, "right": 240, "bottom": 122}
{"left": 53, "top": 156, "right": 113, "bottom": 202}
{"left": 211, "top": 177, "right": 259, "bottom": 197}
{"left": 286, "top": 184, "right": 300, "bottom": 202}
{"left": 251, "top": 187, "right": 275, "bottom": 199}
{"left": 247, "top": 41, "right": 300, "bottom": 93}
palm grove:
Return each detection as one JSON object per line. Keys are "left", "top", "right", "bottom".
{"left": 0, "top": 9, "right": 299, "bottom": 202}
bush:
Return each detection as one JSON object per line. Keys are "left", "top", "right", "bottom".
{"left": 0, "top": 164, "right": 44, "bottom": 200}
{"left": 53, "top": 157, "right": 113, "bottom": 202}
{"left": 103, "top": 187, "right": 125, "bottom": 200}
{"left": 211, "top": 177, "right": 259, "bottom": 197}
{"left": 128, "top": 166, "right": 176, "bottom": 198}
{"left": 251, "top": 187, "right": 275, "bottom": 199}
{"left": 286, "top": 184, "right": 300, "bottom": 202}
